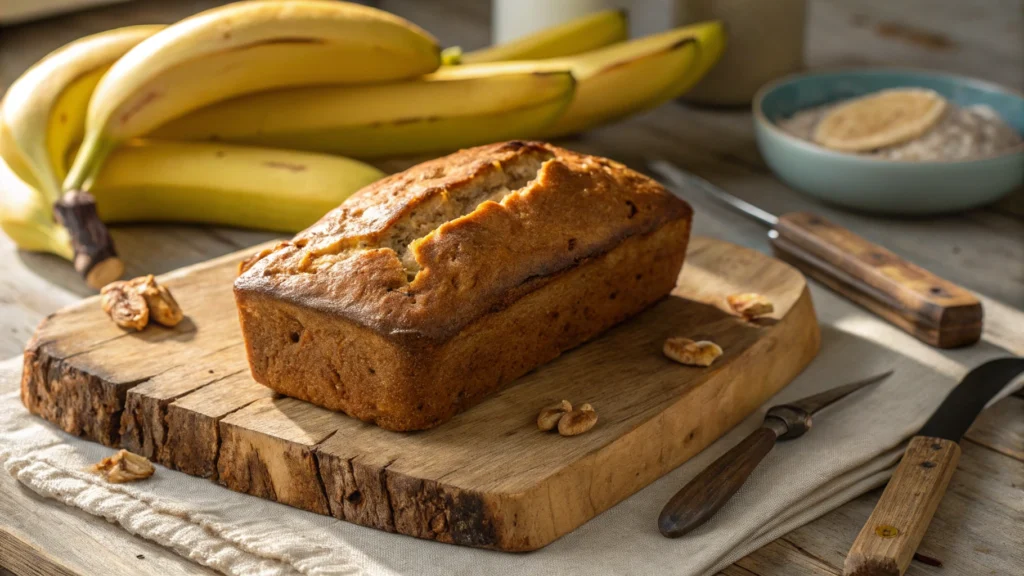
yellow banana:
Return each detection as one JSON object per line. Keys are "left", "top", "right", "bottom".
{"left": 89, "top": 140, "right": 384, "bottom": 233}
{"left": 64, "top": 0, "right": 440, "bottom": 192}
{"left": 0, "top": 152, "right": 73, "bottom": 258}
{"left": 154, "top": 69, "right": 575, "bottom": 159}
{"left": 0, "top": 25, "right": 161, "bottom": 202}
{"left": 451, "top": 9, "right": 628, "bottom": 64}
{"left": 156, "top": 22, "right": 724, "bottom": 159}
{"left": 438, "top": 23, "right": 714, "bottom": 138}
{"left": 640, "top": 21, "right": 726, "bottom": 104}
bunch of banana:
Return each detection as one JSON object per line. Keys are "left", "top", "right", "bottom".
{"left": 1, "top": 0, "right": 726, "bottom": 288}
{"left": 154, "top": 20, "right": 724, "bottom": 158}
{"left": 1, "top": 0, "right": 434, "bottom": 287}
{"left": 63, "top": 0, "right": 439, "bottom": 192}
{"left": 1, "top": 25, "right": 161, "bottom": 283}
{"left": 154, "top": 68, "right": 577, "bottom": 158}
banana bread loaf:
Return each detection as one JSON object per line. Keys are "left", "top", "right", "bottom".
{"left": 234, "top": 141, "right": 692, "bottom": 430}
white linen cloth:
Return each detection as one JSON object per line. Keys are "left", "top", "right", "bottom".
{"left": 1, "top": 280, "right": 1021, "bottom": 576}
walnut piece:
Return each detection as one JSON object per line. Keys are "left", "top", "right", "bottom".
{"left": 558, "top": 403, "right": 598, "bottom": 436}
{"left": 663, "top": 337, "right": 723, "bottom": 367}
{"left": 100, "top": 275, "right": 183, "bottom": 330}
{"left": 100, "top": 283, "right": 149, "bottom": 330}
{"left": 89, "top": 449, "right": 155, "bottom": 483}
{"left": 537, "top": 400, "right": 572, "bottom": 431}
{"left": 135, "top": 275, "right": 184, "bottom": 327}
{"left": 727, "top": 293, "right": 774, "bottom": 319}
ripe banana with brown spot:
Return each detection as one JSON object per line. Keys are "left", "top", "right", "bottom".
{"left": 89, "top": 139, "right": 384, "bottom": 233}
{"left": 154, "top": 68, "right": 576, "bottom": 159}
{"left": 154, "top": 21, "right": 725, "bottom": 158}
{"left": 64, "top": 0, "right": 440, "bottom": 193}
{"left": 438, "top": 21, "right": 724, "bottom": 138}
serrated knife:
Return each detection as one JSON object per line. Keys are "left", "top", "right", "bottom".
{"left": 844, "top": 357, "right": 1024, "bottom": 576}
{"left": 648, "top": 160, "right": 983, "bottom": 349}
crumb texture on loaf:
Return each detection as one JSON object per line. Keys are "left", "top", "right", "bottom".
{"left": 236, "top": 141, "right": 691, "bottom": 342}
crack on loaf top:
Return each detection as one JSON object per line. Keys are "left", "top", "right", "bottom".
{"left": 234, "top": 141, "right": 692, "bottom": 342}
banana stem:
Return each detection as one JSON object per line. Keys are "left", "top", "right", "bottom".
{"left": 57, "top": 134, "right": 123, "bottom": 288}
{"left": 63, "top": 134, "right": 115, "bottom": 192}
{"left": 53, "top": 190, "right": 123, "bottom": 289}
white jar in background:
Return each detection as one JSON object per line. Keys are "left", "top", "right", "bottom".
{"left": 677, "top": 0, "right": 807, "bottom": 106}
{"left": 493, "top": 0, "right": 617, "bottom": 44}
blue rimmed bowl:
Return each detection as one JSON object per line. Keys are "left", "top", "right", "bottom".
{"left": 753, "top": 69, "right": 1024, "bottom": 214}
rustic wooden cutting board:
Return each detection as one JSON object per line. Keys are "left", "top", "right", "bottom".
{"left": 20, "top": 236, "right": 819, "bottom": 551}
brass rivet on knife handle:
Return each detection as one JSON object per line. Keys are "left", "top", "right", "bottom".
{"left": 843, "top": 436, "right": 960, "bottom": 576}
{"left": 53, "top": 190, "right": 124, "bottom": 290}
{"left": 770, "top": 212, "right": 982, "bottom": 349}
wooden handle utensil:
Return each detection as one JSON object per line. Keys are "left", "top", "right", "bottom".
{"left": 648, "top": 161, "right": 984, "bottom": 349}
{"left": 844, "top": 436, "right": 959, "bottom": 576}
{"left": 771, "top": 212, "right": 982, "bottom": 348}
{"left": 844, "top": 358, "right": 1024, "bottom": 576}
{"left": 660, "top": 371, "right": 893, "bottom": 538}
{"left": 659, "top": 425, "right": 780, "bottom": 537}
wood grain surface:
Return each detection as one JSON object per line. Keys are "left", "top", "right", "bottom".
{"left": 771, "top": 212, "right": 983, "bottom": 349}
{"left": 843, "top": 437, "right": 961, "bottom": 576}
{"left": 1, "top": 0, "right": 1022, "bottom": 574}
{"left": 19, "top": 236, "right": 821, "bottom": 551}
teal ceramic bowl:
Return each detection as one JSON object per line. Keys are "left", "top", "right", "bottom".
{"left": 753, "top": 69, "right": 1024, "bottom": 214}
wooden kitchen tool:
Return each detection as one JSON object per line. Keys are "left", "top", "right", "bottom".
{"left": 21, "top": 237, "right": 820, "bottom": 551}
{"left": 650, "top": 161, "right": 983, "bottom": 349}
{"left": 844, "top": 357, "right": 1024, "bottom": 576}
{"left": 659, "top": 370, "right": 892, "bottom": 538}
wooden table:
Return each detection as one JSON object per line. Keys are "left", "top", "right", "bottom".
{"left": 1, "top": 1, "right": 1022, "bottom": 574}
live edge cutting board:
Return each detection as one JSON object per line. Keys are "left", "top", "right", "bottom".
{"left": 20, "top": 236, "right": 819, "bottom": 551}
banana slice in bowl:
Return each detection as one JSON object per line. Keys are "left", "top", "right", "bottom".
{"left": 812, "top": 88, "right": 948, "bottom": 152}
{"left": 753, "top": 68, "right": 1024, "bottom": 215}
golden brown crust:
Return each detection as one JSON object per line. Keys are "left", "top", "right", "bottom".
{"left": 234, "top": 141, "right": 692, "bottom": 430}
{"left": 236, "top": 141, "right": 690, "bottom": 343}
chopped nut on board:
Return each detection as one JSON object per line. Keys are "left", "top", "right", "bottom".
{"left": 727, "top": 293, "right": 774, "bottom": 319}
{"left": 558, "top": 403, "right": 598, "bottom": 436}
{"left": 100, "top": 275, "right": 183, "bottom": 330}
{"left": 100, "top": 283, "right": 149, "bottom": 330}
{"left": 89, "top": 449, "right": 155, "bottom": 483}
{"left": 663, "top": 337, "right": 723, "bottom": 367}
{"left": 537, "top": 400, "right": 572, "bottom": 431}
{"left": 136, "top": 275, "right": 184, "bottom": 327}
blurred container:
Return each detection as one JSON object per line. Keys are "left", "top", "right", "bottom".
{"left": 0, "top": 0, "right": 130, "bottom": 24}
{"left": 493, "top": 0, "right": 616, "bottom": 44}
{"left": 677, "top": 0, "right": 807, "bottom": 106}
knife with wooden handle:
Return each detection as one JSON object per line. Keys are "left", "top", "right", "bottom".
{"left": 844, "top": 357, "right": 1024, "bottom": 576}
{"left": 648, "top": 161, "right": 983, "bottom": 349}
{"left": 660, "top": 371, "right": 893, "bottom": 538}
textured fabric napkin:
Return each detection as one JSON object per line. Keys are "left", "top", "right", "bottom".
{"left": 1, "top": 280, "right": 1021, "bottom": 576}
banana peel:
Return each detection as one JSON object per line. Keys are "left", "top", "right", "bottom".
{"left": 64, "top": 1, "right": 441, "bottom": 193}
{"left": 89, "top": 139, "right": 385, "bottom": 232}
{"left": 154, "top": 68, "right": 577, "bottom": 159}
{"left": 453, "top": 9, "right": 628, "bottom": 64}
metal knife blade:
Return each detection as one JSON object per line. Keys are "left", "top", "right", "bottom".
{"left": 918, "top": 357, "right": 1024, "bottom": 441}
{"left": 845, "top": 357, "right": 1024, "bottom": 575}
{"left": 648, "top": 159, "right": 779, "bottom": 227}
{"left": 659, "top": 370, "right": 893, "bottom": 538}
